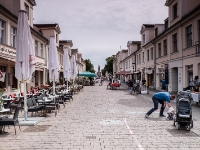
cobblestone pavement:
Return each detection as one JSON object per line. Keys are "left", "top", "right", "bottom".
{"left": 1, "top": 81, "right": 200, "bottom": 150}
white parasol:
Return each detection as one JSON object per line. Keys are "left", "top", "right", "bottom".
{"left": 48, "top": 37, "right": 59, "bottom": 95}
{"left": 15, "top": 10, "right": 36, "bottom": 120}
{"left": 63, "top": 46, "right": 71, "bottom": 90}
{"left": 70, "top": 55, "right": 77, "bottom": 87}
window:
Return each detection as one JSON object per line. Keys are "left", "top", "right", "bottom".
{"left": 173, "top": 3, "right": 178, "bottom": 20}
{"left": 151, "top": 48, "right": 153, "bottom": 60}
{"left": 35, "top": 40, "right": 38, "bottom": 56}
{"left": 142, "top": 52, "right": 144, "bottom": 63}
{"left": 0, "top": 20, "right": 5, "bottom": 44}
{"left": 198, "top": 20, "right": 200, "bottom": 41}
{"left": 129, "top": 60, "right": 130, "bottom": 68}
{"left": 24, "top": 3, "right": 29, "bottom": 20}
{"left": 186, "top": 25, "right": 192, "bottom": 48}
{"left": 155, "top": 28, "right": 158, "bottom": 37}
{"left": 56, "top": 34, "right": 58, "bottom": 43}
{"left": 147, "top": 49, "right": 149, "bottom": 61}
{"left": 137, "top": 55, "right": 138, "bottom": 65}
{"left": 40, "top": 43, "right": 43, "bottom": 58}
{"left": 139, "top": 54, "right": 141, "bottom": 64}
{"left": 165, "top": 19, "right": 168, "bottom": 30}
{"left": 163, "top": 39, "right": 167, "bottom": 56}
{"left": 10, "top": 26, "right": 17, "bottom": 48}
{"left": 158, "top": 43, "right": 161, "bottom": 57}
{"left": 143, "top": 34, "right": 145, "bottom": 44}
{"left": 172, "top": 33, "right": 177, "bottom": 52}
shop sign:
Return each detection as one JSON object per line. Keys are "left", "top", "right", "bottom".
{"left": 146, "top": 69, "right": 153, "bottom": 74}
{"left": 0, "top": 45, "right": 16, "bottom": 56}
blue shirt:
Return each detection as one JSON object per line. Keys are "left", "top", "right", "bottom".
{"left": 161, "top": 80, "right": 166, "bottom": 87}
{"left": 154, "top": 92, "right": 170, "bottom": 103}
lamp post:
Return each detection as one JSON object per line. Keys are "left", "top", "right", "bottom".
{"left": 132, "top": 63, "right": 135, "bottom": 81}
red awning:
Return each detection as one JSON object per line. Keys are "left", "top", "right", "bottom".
{"left": 115, "top": 71, "right": 132, "bottom": 75}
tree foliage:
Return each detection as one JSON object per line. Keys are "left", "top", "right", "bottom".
{"left": 101, "top": 55, "right": 115, "bottom": 75}
{"left": 85, "top": 59, "right": 95, "bottom": 73}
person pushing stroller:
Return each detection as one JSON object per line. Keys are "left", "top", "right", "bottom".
{"left": 145, "top": 92, "right": 175, "bottom": 118}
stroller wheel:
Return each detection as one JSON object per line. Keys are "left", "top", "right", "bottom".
{"left": 191, "top": 120, "right": 193, "bottom": 128}
{"left": 176, "top": 123, "right": 180, "bottom": 130}
{"left": 186, "top": 125, "right": 191, "bottom": 131}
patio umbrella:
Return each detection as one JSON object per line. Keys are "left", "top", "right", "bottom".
{"left": 48, "top": 37, "right": 59, "bottom": 95}
{"left": 63, "top": 46, "right": 71, "bottom": 90}
{"left": 70, "top": 55, "right": 77, "bottom": 85}
{"left": 15, "top": 10, "right": 36, "bottom": 120}
{"left": 78, "top": 71, "right": 96, "bottom": 77}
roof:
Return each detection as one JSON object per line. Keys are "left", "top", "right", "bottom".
{"left": 165, "top": 0, "right": 173, "bottom": 6}
{"left": 143, "top": 24, "right": 155, "bottom": 28}
{"left": 77, "top": 53, "right": 82, "bottom": 58}
{"left": 34, "top": 24, "right": 58, "bottom": 28}
{"left": 59, "top": 40, "right": 73, "bottom": 47}
{"left": 122, "top": 49, "right": 128, "bottom": 52}
{"left": 34, "top": 23, "right": 61, "bottom": 34}
{"left": 27, "top": 0, "right": 36, "bottom": 6}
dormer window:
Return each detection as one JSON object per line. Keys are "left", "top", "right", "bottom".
{"left": 24, "top": 3, "right": 29, "bottom": 20}
{"left": 173, "top": 3, "right": 178, "bottom": 20}
{"left": 143, "top": 34, "right": 145, "bottom": 45}
{"left": 155, "top": 28, "right": 158, "bottom": 37}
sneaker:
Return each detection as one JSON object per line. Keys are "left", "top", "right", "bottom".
{"left": 145, "top": 114, "right": 149, "bottom": 118}
{"left": 159, "top": 114, "right": 166, "bottom": 117}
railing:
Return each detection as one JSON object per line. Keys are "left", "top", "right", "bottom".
{"left": 196, "top": 41, "right": 200, "bottom": 57}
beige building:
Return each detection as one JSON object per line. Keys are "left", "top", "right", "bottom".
{"left": 0, "top": 0, "right": 49, "bottom": 94}
{"left": 0, "top": 0, "right": 86, "bottom": 94}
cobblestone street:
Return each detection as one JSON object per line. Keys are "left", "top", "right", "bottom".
{"left": 1, "top": 81, "right": 200, "bottom": 150}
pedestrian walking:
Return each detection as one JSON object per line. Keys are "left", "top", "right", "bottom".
{"left": 129, "top": 80, "right": 133, "bottom": 94}
{"left": 145, "top": 92, "right": 175, "bottom": 118}
{"left": 161, "top": 78, "right": 166, "bottom": 91}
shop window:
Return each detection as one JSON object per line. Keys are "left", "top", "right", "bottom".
{"left": 0, "top": 19, "right": 6, "bottom": 44}
{"left": 11, "top": 67, "right": 18, "bottom": 89}
{"left": 0, "top": 66, "right": 6, "bottom": 88}
{"left": 11, "top": 26, "right": 17, "bottom": 48}
{"left": 186, "top": 25, "right": 192, "bottom": 48}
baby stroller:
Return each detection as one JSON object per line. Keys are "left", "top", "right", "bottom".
{"left": 174, "top": 91, "right": 193, "bottom": 131}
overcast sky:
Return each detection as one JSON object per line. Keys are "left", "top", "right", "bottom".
{"left": 34, "top": 0, "right": 168, "bottom": 72}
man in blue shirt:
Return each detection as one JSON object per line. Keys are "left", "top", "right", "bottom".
{"left": 145, "top": 92, "right": 175, "bottom": 118}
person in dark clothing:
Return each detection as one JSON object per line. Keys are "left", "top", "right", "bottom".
{"left": 142, "top": 78, "right": 146, "bottom": 85}
{"left": 145, "top": 92, "right": 175, "bottom": 118}
{"left": 129, "top": 80, "right": 133, "bottom": 94}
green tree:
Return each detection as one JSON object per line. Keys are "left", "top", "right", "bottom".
{"left": 101, "top": 55, "right": 115, "bottom": 75}
{"left": 85, "top": 59, "right": 95, "bottom": 73}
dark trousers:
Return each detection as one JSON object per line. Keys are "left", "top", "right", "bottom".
{"left": 146, "top": 96, "right": 165, "bottom": 116}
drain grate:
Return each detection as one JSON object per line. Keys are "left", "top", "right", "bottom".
{"left": 85, "top": 136, "right": 96, "bottom": 139}
{"left": 23, "top": 125, "right": 51, "bottom": 132}
{"left": 166, "top": 129, "right": 199, "bottom": 137}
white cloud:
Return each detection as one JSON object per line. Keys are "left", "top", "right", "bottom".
{"left": 34, "top": 0, "right": 168, "bottom": 71}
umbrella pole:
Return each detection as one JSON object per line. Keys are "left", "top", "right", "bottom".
{"left": 53, "top": 76, "right": 55, "bottom": 95}
{"left": 24, "top": 81, "right": 28, "bottom": 120}
{"left": 66, "top": 78, "right": 68, "bottom": 90}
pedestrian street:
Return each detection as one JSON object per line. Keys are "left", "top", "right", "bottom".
{"left": 1, "top": 81, "right": 200, "bottom": 150}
